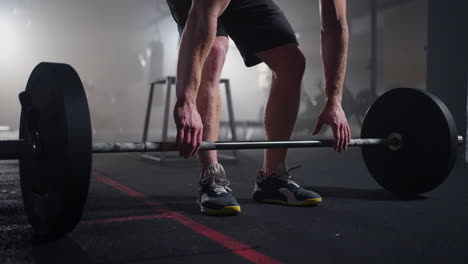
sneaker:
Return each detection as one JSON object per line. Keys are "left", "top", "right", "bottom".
{"left": 252, "top": 165, "right": 322, "bottom": 206}
{"left": 198, "top": 164, "right": 241, "bottom": 216}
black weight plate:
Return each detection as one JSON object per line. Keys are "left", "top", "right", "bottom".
{"left": 19, "top": 62, "right": 92, "bottom": 239}
{"left": 361, "top": 88, "right": 458, "bottom": 195}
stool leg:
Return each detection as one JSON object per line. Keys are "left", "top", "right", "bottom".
{"left": 142, "top": 83, "right": 155, "bottom": 142}
{"left": 223, "top": 79, "right": 238, "bottom": 160}
{"left": 160, "top": 77, "right": 174, "bottom": 162}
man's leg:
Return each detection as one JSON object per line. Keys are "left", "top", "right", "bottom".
{"left": 196, "top": 36, "right": 240, "bottom": 215}
{"left": 196, "top": 36, "right": 229, "bottom": 174}
{"left": 256, "top": 44, "right": 306, "bottom": 177}
{"left": 251, "top": 44, "right": 321, "bottom": 206}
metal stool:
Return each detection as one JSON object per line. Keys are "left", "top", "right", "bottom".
{"left": 141, "top": 76, "right": 239, "bottom": 163}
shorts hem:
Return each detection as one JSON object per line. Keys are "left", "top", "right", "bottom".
{"left": 243, "top": 39, "right": 299, "bottom": 67}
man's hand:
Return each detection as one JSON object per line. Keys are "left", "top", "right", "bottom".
{"left": 312, "top": 101, "right": 351, "bottom": 152}
{"left": 318, "top": 0, "right": 349, "bottom": 152}
{"left": 173, "top": 99, "right": 203, "bottom": 158}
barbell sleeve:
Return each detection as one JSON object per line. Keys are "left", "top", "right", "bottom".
{"left": 0, "top": 140, "right": 36, "bottom": 160}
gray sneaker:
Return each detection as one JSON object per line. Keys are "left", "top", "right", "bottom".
{"left": 252, "top": 164, "right": 322, "bottom": 206}
{"left": 198, "top": 164, "right": 241, "bottom": 216}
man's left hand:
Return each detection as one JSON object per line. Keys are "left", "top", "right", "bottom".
{"left": 312, "top": 101, "right": 351, "bottom": 152}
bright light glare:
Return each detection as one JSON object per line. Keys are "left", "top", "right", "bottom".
{"left": 0, "top": 17, "right": 16, "bottom": 57}
{"left": 138, "top": 54, "right": 147, "bottom": 68}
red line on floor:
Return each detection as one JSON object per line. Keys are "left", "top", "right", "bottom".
{"left": 165, "top": 211, "right": 284, "bottom": 264}
{"left": 92, "top": 172, "right": 284, "bottom": 264}
{"left": 82, "top": 213, "right": 171, "bottom": 225}
{"left": 93, "top": 173, "right": 145, "bottom": 198}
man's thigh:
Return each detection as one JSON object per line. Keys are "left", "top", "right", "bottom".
{"left": 221, "top": 0, "right": 299, "bottom": 67}
{"left": 166, "top": 0, "right": 229, "bottom": 36}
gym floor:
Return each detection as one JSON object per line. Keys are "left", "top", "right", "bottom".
{"left": 1, "top": 148, "right": 467, "bottom": 264}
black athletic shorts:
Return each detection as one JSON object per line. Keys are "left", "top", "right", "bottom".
{"left": 166, "top": 0, "right": 299, "bottom": 67}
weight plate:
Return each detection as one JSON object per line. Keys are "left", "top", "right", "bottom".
{"left": 19, "top": 62, "right": 92, "bottom": 239}
{"left": 361, "top": 88, "right": 458, "bottom": 195}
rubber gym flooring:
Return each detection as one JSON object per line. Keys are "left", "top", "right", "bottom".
{"left": 1, "top": 147, "right": 468, "bottom": 264}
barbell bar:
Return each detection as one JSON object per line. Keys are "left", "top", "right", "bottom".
{"left": 0, "top": 138, "right": 396, "bottom": 159}
{"left": 0, "top": 136, "right": 464, "bottom": 158}
{"left": 96, "top": 136, "right": 466, "bottom": 152}
{"left": 92, "top": 138, "right": 392, "bottom": 153}
{"left": 4, "top": 62, "right": 465, "bottom": 240}
{"left": 1, "top": 135, "right": 464, "bottom": 158}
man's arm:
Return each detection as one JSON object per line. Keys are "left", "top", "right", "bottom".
{"left": 313, "top": 0, "right": 350, "bottom": 152}
{"left": 176, "top": 0, "right": 230, "bottom": 101}
{"left": 320, "top": 0, "right": 348, "bottom": 103}
{"left": 174, "top": 0, "right": 230, "bottom": 158}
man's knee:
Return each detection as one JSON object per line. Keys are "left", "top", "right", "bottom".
{"left": 274, "top": 47, "right": 306, "bottom": 79}
{"left": 259, "top": 45, "right": 306, "bottom": 80}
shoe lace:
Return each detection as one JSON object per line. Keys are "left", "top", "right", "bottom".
{"left": 200, "top": 174, "right": 232, "bottom": 193}
{"left": 272, "top": 165, "right": 302, "bottom": 184}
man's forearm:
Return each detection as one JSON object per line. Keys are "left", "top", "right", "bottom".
{"left": 176, "top": 10, "right": 218, "bottom": 103}
{"left": 320, "top": 23, "right": 349, "bottom": 104}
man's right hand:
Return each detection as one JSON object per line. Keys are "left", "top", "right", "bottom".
{"left": 173, "top": 99, "right": 203, "bottom": 159}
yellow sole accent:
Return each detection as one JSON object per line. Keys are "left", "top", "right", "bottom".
{"left": 204, "top": 206, "right": 241, "bottom": 216}
{"left": 261, "top": 198, "right": 322, "bottom": 206}
{"left": 302, "top": 198, "right": 322, "bottom": 205}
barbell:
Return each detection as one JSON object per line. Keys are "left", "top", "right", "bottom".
{"left": 0, "top": 62, "right": 464, "bottom": 240}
